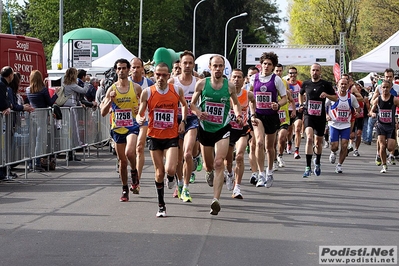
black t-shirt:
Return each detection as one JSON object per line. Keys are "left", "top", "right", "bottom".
{"left": 360, "top": 88, "right": 369, "bottom": 115}
{"left": 300, "top": 79, "right": 335, "bottom": 117}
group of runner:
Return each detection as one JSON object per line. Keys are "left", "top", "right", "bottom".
{"left": 100, "top": 51, "right": 399, "bottom": 217}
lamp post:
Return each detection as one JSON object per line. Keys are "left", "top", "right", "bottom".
{"left": 224, "top": 12, "right": 247, "bottom": 58}
{"left": 138, "top": 0, "right": 143, "bottom": 58}
{"left": 192, "top": 0, "right": 206, "bottom": 56}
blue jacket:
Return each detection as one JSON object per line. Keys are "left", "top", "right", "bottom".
{"left": 0, "top": 77, "right": 10, "bottom": 111}
{"left": 26, "top": 86, "right": 58, "bottom": 108}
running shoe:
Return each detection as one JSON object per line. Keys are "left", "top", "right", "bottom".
{"left": 210, "top": 199, "right": 221, "bottom": 215}
{"left": 313, "top": 158, "right": 321, "bottom": 176}
{"left": 335, "top": 164, "right": 343, "bottom": 174}
{"left": 249, "top": 172, "right": 258, "bottom": 185}
{"left": 225, "top": 171, "right": 234, "bottom": 191}
{"left": 205, "top": 171, "right": 214, "bottom": 187}
{"left": 120, "top": 189, "right": 129, "bottom": 202}
{"left": 193, "top": 157, "right": 198, "bottom": 172}
{"left": 232, "top": 187, "right": 243, "bottom": 199}
{"left": 375, "top": 155, "right": 382, "bottom": 166}
{"left": 380, "top": 165, "right": 387, "bottom": 173}
{"left": 323, "top": 141, "right": 329, "bottom": 149}
{"left": 130, "top": 184, "right": 140, "bottom": 194}
{"left": 277, "top": 156, "right": 285, "bottom": 168}
{"left": 329, "top": 151, "right": 336, "bottom": 164}
{"left": 273, "top": 161, "right": 279, "bottom": 172}
{"left": 388, "top": 155, "right": 396, "bottom": 165}
{"left": 303, "top": 167, "right": 311, "bottom": 178}
{"left": 256, "top": 174, "right": 266, "bottom": 187}
{"left": 173, "top": 184, "right": 183, "bottom": 199}
{"left": 189, "top": 172, "right": 196, "bottom": 183}
{"left": 353, "top": 150, "right": 360, "bottom": 157}
{"left": 181, "top": 188, "right": 192, "bottom": 202}
{"left": 156, "top": 205, "right": 166, "bottom": 217}
{"left": 347, "top": 145, "right": 354, "bottom": 155}
{"left": 196, "top": 156, "right": 203, "bottom": 171}
{"left": 265, "top": 174, "right": 274, "bottom": 188}
{"left": 246, "top": 145, "right": 250, "bottom": 154}
{"left": 294, "top": 150, "right": 301, "bottom": 159}
{"left": 287, "top": 143, "right": 292, "bottom": 154}
{"left": 166, "top": 175, "right": 175, "bottom": 189}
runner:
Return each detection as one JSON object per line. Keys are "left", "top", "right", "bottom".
{"left": 136, "top": 62, "right": 188, "bottom": 217}
{"left": 100, "top": 58, "right": 142, "bottom": 202}
{"left": 190, "top": 55, "right": 243, "bottom": 215}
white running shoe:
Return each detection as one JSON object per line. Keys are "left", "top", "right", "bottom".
{"left": 353, "top": 150, "right": 360, "bottom": 157}
{"left": 329, "top": 151, "right": 336, "bottom": 164}
{"left": 225, "top": 171, "right": 234, "bottom": 191}
{"left": 232, "top": 186, "right": 243, "bottom": 199}
{"left": 256, "top": 174, "right": 266, "bottom": 187}
{"left": 335, "top": 164, "right": 343, "bottom": 173}
{"left": 249, "top": 172, "right": 258, "bottom": 185}
{"left": 265, "top": 174, "right": 274, "bottom": 188}
{"left": 380, "top": 165, "right": 387, "bottom": 173}
{"left": 273, "top": 161, "right": 279, "bottom": 172}
{"left": 277, "top": 156, "right": 285, "bottom": 168}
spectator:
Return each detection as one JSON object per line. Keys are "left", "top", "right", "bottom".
{"left": 26, "top": 70, "right": 59, "bottom": 171}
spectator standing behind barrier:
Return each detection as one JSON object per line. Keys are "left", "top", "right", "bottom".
{"left": 63, "top": 67, "right": 89, "bottom": 161}
{"left": 7, "top": 72, "right": 34, "bottom": 113}
{"left": 86, "top": 77, "right": 99, "bottom": 103}
{"left": 0, "top": 66, "right": 14, "bottom": 180}
{"left": 26, "top": 70, "right": 60, "bottom": 171}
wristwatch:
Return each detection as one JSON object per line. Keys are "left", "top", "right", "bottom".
{"left": 181, "top": 119, "right": 187, "bottom": 125}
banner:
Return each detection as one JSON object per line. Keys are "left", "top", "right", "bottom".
{"left": 246, "top": 48, "right": 336, "bottom": 66}
{"left": 389, "top": 46, "right": 399, "bottom": 76}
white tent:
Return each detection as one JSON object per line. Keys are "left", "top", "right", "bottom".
{"left": 92, "top": 44, "right": 135, "bottom": 68}
{"left": 357, "top": 72, "right": 377, "bottom": 87}
{"left": 349, "top": 30, "right": 399, "bottom": 73}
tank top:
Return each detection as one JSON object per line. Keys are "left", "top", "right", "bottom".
{"left": 377, "top": 95, "right": 396, "bottom": 126}
{"left": 147, "top": 84, "right": 180, "bottom": 139}
{"left": 111, "top": 81, "right": 139, "bottom": 134}
{"left": 278, "top": 94, "right": 290, "bottom": 126}
{"left": 253, "top": 73, "right": 278, "bottom": 115}
{"left": 288, "top": 81, "right": 301, "bottom": 111}
{"left": 200, "top": 77, "right": 231, "bottom": 133}
{"left": 174, "top": 76, "right": 196, "bottom": 116}
{"left": 230, "top": 89, "right": 249, "bottom": 130}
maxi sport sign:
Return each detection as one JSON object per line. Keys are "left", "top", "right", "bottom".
{"left": 246, "top": 47, "right": 336, "bottom": 66}
{"left": 390, "top": 46, "right": 399, "bottom": 76}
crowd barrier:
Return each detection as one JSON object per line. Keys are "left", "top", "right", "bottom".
{"left": 1, "top": 106, "right": 110, "bottom": 178}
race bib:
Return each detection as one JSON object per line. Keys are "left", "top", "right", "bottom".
{"left": 154, "top": 108, "right": 175, "bottom": 129}
{"left": 179, "top": 96, "right": 193, "bottom": 115}
{"left": 256, "top": 92, "right": 272, "bottom": 109}
{"left": 278, "top": 110, "right": 287, "bottom": 124}
{"left": 308, "top": 100, "right": 322, "bottom": 116}
{"left": 205, "top": 102, "right": 225, "bottom": 124}
{"left": 379, "top": 109, "right": 392, "bottom": 123}
{"left": 335, "top": 109, "right": 350, "bottom": 123}
{"left": 115, "top": 109, "right": 134, "bottom": 127}
{"left": 229, "top": 110, "right": 244, "bottom": 130}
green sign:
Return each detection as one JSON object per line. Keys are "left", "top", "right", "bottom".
{"left": 92, "top": 45, "right": 98, "bottom": 57}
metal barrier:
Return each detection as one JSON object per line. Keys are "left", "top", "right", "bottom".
{"left": 0, "top": 106, "right": 110, "bottom": 176}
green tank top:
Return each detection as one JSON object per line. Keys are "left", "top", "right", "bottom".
{"left": 200, "top": 78, "right": 231, "bottom": 133}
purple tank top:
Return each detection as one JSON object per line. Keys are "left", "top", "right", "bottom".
{"left": 253, "top": 73, "right": 278, "bottom": 115}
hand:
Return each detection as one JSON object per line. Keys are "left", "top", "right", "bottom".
{"left": 136, "top": 114, "right": 145, "bottom": 125}
{"left": 178, "top": 122, "right": 185, "bottom": 134}
{"left": 197, "top": 111, "right": 208, "bottom": 121}
{"left": 251, "top": 116, "right": 259, "bottom": 127}
{"left": 291, "top": 110, "right": 296, "bottom": 118}
{"left": 2, "top": 108, "right": 11, "bottom": 115}
{"left": 236, "top": 115, "right": 244, "bottom": 127}
{"left": 272, "top": 102, "right": 279, "bottom": 111}
{"left": 320, "top": 92, "right": 327, "bottom": 99}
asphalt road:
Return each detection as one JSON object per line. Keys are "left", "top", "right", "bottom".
{"left": 1, "top": 140, "right": 398, "bottom": 266}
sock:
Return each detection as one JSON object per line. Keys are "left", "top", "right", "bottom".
{"left": 306, "top": 154, "right": 312, "bottom": 168}
{"left": 288, "top": 140, "right": 292, "bottom": 145}
{"left": 278, "top": 154, "right": 283, "bottom": 157}
{"left": 167, "top": 175, "right": 174, "bottom": 183}
{"left": 131, "top": 169, "right": 139, "bottom": 185}
{"left": 177, "top": 180, "right": 183, "bottom": 186}
{"left": 316, "top": 154, "right": 321, "bottom": 165}
{"left": 122, "top": 185, "right": 128, "bottom": 191}
{"left": 259, "top": 171, "right": 265, "bottom": 177}
{"left": 155, "top": 181, "right": 165, "bottom": 206}
{"left": 183, "top": 184, "right": 189, "bottom": 189}
{"left": 295, "top": 147, "right": 299, "bottom": 152}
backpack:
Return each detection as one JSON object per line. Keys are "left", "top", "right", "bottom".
{"left": 100, "top": 67, "right": 118, "bottom": 102}
{"left": 54, "top": 85, "right": 72, "bottom": 106}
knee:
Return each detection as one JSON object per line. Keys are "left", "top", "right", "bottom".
{"left": 235, "top": 152, "right": 244, "bottom": 164}
{"left": 214, "top": 157, "right": 224, "bottom": 170}
{"left": 119, "top": 158, "right": 128, "bottom": 168}
{"left": 256, "top": 140, "right": 265, "bottom": 150}
{"left": 136, "top": 143, "right": 144, "bottom": 154}
{"left": 183, "top": 151, "right": 193, "bottom": 162}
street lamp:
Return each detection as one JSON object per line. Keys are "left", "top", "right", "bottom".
{"left": 192, "top": 0, "right": 206, "bottom": 56}
{"left": 138, "top": 0, "right": 143, "bottom": 58}
{"left": 224, "top": 12, "right": 248, "bottom": 58}
{"left": 255, "top": 25, "right": 265, "bottom": 31}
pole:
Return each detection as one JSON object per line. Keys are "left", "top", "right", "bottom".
{"left": 59, "top": 0, "right": 63, "bottom": 69}
{"left": 192, "top": 0, "right": 206, "bottom": 56}
{"left": 138, "top": 0, "right": 143, "bottom": 58}
{"left": 224, "top": 12, "right": 247, "bottom": 58}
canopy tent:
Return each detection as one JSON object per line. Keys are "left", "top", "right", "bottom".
{"left": 92, "top": 44, "right": 135, "bottom": 68}
{"left": 349, "top": 30, "right": 399, "bottom": 73}
{"left": 357, "top": 72, "right": 377, "bottom": 87}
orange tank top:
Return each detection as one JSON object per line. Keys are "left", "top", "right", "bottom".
{"left": 147, "top": 84, "right": 180, "bottom": 139}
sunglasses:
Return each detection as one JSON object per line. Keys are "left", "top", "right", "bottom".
{"left": 289, "top": 72, "right": 297, "bottom": 75}
{"left": 155, "top": 73, "right": 169, "bottom": 78}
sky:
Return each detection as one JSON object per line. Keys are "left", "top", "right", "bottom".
{"left": 275, "top": 0, "right": 289, "bottom": 43}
